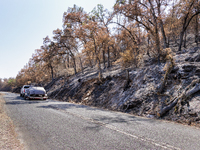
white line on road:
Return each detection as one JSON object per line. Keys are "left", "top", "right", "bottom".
{"left": 49, "top": 107, "right": 181, "bottom": 150}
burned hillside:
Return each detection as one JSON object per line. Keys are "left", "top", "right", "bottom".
{"left": 45, "top": 46, "right": 200, "bottom": 127}
{"left": 1, "top": 1, "right": 199, "bottom": 127}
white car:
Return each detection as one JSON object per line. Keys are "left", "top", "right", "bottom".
{"left": 20, "top": 85, "right": 30, "bottom": 97}
{"left": 24, "top": 86, "right": 48, "bottom": 100}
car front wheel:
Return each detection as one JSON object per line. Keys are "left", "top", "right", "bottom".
{"left": 24, "top": 96, "right": 29, "bottom": 100}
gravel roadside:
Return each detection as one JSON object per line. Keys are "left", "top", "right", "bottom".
{"left": 0, "top": 93, "right": 24, "bottom": 150}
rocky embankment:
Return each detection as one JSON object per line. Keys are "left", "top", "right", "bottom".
{"left": 44, "top": 47, "right": 200, "bottom": 126}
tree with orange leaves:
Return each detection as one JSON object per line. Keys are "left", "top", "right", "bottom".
{"left": 33, "top": 36, "right": 58, "bottom": 80}
{"left": 114, "top": 0, "right": 170, "bottom": 63}
{"left": 175, "top": 0, "right": 200, "bottom": 51}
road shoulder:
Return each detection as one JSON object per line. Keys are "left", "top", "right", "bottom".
{"left": 0, "top": 93, "right": 24, "bottom": 150}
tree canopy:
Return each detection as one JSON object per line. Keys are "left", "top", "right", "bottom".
{"left": 1, "top": 0, "right": 199, "bottom": 89}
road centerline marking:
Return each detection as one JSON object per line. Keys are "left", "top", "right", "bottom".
{"left": 48, "top": 105, "right": 181, "bottom": 150}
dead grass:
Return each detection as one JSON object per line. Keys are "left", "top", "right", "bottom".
{"left": 0, "top": 93, "right": 24, "bottom": 150}
{"left": 56, "top": 68, "right": 75, "bottom": 77}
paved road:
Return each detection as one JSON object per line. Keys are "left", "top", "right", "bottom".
{"left": 3, "top": 92, "right": 200, "bottom": 150}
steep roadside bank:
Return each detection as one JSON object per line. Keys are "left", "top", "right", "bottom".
{"left": 45, "top": 47, "right": 200, "bottom": 127}
{"left": 0, "top": 93, "right": 24, "bottom": 150}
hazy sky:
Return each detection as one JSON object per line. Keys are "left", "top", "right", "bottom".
{"left": 0, "top": 0, "right": 115, "bottom": 79}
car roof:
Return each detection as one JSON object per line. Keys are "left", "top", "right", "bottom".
{"left": 23, "top": 85, "right": 30, "bottom": 88}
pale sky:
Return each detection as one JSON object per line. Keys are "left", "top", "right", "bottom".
{"left": 0, "top": 0, "right": 116, "bottom": 79}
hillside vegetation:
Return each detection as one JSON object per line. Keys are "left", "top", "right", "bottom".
{"left": 1, "top": 0, "right": 200, "bottom": 125}
{"left": 44, "top": 42, "right": 200, "bottom": 126}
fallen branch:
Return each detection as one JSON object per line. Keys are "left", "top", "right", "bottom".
{"left": 158, "top": 79, "right": 200, "bottom": 117}
{"left": 157, "top": 98, "right": 178, "bottom": 117}
{"left": 185, "top": 83, "right": 200, "bottom": 97}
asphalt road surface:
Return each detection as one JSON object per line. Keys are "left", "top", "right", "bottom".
{"left": 3, "top": 92, "right": 200, "bottom": 150}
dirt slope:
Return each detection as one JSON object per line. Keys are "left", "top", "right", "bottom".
{"left": 45, "top": 46, "right": 200, "bottom": 127}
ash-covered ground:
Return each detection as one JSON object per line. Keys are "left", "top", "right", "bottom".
{"left": 44, "top": 44, "right": 200, "bottom": 127}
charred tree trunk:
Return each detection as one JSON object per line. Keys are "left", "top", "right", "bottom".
{"left": 112, "top": 45, "right": 117, "bottom": 60}
{"left": 167, "top": 37, "right": 170, "bottom": 47}
{"left": 62, "top": 57, "right": 67, "bottom": 69}
{"left": 49, "top": 64, "right": 54, "bottom": 81}
{"left": 71, "top": 56, "right": 77, "bottom": 75}
{"left": 97, "top": 57, "right": 103, "bottom": 81}
{"left": 103, "top": 49, "right": 106, "bottom": 69}
{"left": 178, "top": 30, "right": 185, "bottom": 51}
{"left": 195, "top": 15, "right": 199, "bottom": 46}
{"left": 157, "top": 98, "right": 178, "bottom": 117}
{"left": 137, "top": 23, "right": 141, "bottom": 45}
{"left": 124, "top": 69, "right": 131, "bottom": 91}
{"left": 107, "top": 46, "right": 110, "bottom": 68}
{"left": 79, "top": 56, "right": 84, "bottom": 74}
{"left": 149, "top": 0, "right": 161, "bottom": 64}
{"left": 183, "top": 30, "right": 187, "bottom": 48}
{"left": 86, "top": 51, "right": 93, "bottom": 68}
{"left": 178, "top": 9, "right": 200, "bottom": 51}
{"left": 174, "top": 34, "right": 178, "bottom": 45}
{"left": 158, "top": 79, "right": 200, "bottom": 117}
{"left": 67, "top": 55, "right": 70, "bottom": 68}
{"left": 157, "top": 1, "right": 169, "bottom": 48}
{"left": 147, "top": 33, "right": 150, "bottom": 57}
{"left": 155, "top": 34, "right": 161, "bottom": 64}
{"left": 160, "top": 24, "right": 169, "bottom": 48}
